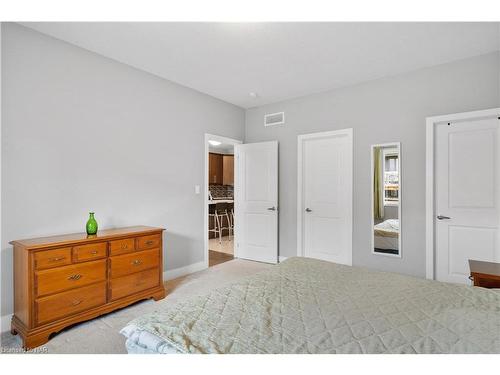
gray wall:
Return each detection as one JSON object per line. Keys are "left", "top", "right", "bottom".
{"left": 0, "top": 24, "right": 245, "bottom": 322}
{"left": 246, "top": 52, "right": 500, "bottom": 277}
{"left": 0, "top": 23, "right": 3, "bottom": 330}
{"left": 383, "top": 206, "right": 398, "bottom": 221}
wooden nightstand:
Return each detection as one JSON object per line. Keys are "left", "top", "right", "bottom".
{"left": 469, "top": 259, "right": 500, "bottom": 288}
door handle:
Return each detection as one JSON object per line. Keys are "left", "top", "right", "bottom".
{"left": 305, "top": 208, "right": 312, "bottom": 212}
{"left": 267, "top": 206, "right": 276, "bottom": 211}
{"left": 437, "top": 215, "right": 451, "bottom": 220}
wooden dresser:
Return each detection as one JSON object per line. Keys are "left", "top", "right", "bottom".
{"left": 10, "top": 226, "right": 165, "bottom": 348}
{"left": 469, "top": 259, "right": 500, "bottom": 288}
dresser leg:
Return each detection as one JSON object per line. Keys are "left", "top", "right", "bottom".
{"left": 151, "top": 289, "right": 166, "bottom": 301}
{"left": 23, "top": 331, "right": 52, "bottom": 350}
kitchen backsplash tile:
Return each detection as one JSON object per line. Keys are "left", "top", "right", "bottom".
{"left": 209, "top": 184, "right": 234, "bottom": 199}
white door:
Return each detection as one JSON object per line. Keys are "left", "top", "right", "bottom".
{"left": 298, "top": 129, "right": 353, "bottom": 265}
{"left": 234, "top": 141, "right": 278, "bottom": 264}
{"left": 435, "top": 117, "right": 500, "bottom": 284}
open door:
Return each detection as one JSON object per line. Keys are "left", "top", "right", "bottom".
{"left": 234, "top": 141, "right": 278, "bottom": 264}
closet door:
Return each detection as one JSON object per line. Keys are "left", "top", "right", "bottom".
{"left": 435, "top": 117, "right": 500, "bottom": 284}
{"left": 298, "top": 129, "right": 353, "bottom": 265}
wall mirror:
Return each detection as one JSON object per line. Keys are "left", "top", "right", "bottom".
{"left": 371, "top": 143, "right": 401, "bottom": 257}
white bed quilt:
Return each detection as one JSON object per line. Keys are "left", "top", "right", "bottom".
{"left": 121, "top": 257, "right": 500, "bottom": 354}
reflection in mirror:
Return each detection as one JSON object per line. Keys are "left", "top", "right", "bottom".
{"left": 371, "top": 143, "right": 401, "bottom": 257}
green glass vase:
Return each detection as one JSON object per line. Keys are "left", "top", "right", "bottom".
{"left": 86, "top": 212, "right": 98, "bottom": 235}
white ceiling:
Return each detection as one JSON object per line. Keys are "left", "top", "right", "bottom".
{"left": 21, "top": 22, "right": 500, "bottom": 108}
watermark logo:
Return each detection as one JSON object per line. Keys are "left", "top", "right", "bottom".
{"left": 1, "top": 346, "right": 49, "bottom": 354}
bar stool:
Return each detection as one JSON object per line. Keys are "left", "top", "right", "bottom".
{"left": 229, "top": 208, "right": 235, "bottom": 238}
{"left": 208, "top": 210, "right": 221, "bottom": 242}
{"left": 216, "top": 209, "right": 232, "bottom": 243}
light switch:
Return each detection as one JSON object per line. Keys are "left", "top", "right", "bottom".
{"left": 195, "top": 185, "right": 201, "bottom": 194}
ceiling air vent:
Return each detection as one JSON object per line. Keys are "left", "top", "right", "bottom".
{"left": 264, "top": 112, "right": 285, "bottom": 127}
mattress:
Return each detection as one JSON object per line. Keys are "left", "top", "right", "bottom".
{"left": 121, "top": 257, "right": 500, "bottom": 354}
{"left": 374, "top": 219, "right": 399, "bottom": 238}
{"left": 374, "top": 235, "right": 398, "bottom": 251}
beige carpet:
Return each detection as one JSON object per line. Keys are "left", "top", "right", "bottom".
{"left": 0, "top": 259, "right": 272, "bottom": 354}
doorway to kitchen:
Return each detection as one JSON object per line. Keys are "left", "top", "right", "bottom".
{"left": 204, "top": 134, "right": 242, "bottom": 268}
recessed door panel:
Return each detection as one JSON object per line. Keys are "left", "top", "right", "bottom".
{"left": 245, "top": 149, "right": 271, "bottom": 202}
{"left": 245, "top": 213, "right": 271, "bottom": 247}
{"left": 449, "top": 129, "right": 496, "bottom": 208}
{"left": 448, "top": 226, "right": 496, "bottom": 278}
{"left": 309, "top": 216, "right": 344, "bottom": 257}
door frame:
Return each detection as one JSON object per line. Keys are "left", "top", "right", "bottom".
{"left": 425, "top": 108, "right": 500, "bottom": 280}
{"left": 204, "top": 133, "right": 242, "bottom": 268}
{"left": 296, "top": 128, "right": 353, "bottom": 264}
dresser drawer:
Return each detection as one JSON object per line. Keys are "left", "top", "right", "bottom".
{"left": 109, "top": 268, "right": 160, "bottom": 301}
{"left": 109, "top": 238, "right": 135, "bottom": 256}
{"left": 110, "top": 248, "right": 159, "bottom": 278}
{"left": 35, "top": 259, "right": 107, "bottom": 297}
{"left": 36, "top": 282, "right": 107, "bottom": 325}
{"left": 136, "top": 234, "right": 161, "bottom": 250}
{"left": 34, "top": 248, "right": 72, "bottom": 270}
{"left": 73, "top": 242, "right": 107, "bottom": 263}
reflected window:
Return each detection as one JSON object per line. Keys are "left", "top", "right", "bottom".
{"left": 383, "top": 150, "right": 399, "bottom": 206}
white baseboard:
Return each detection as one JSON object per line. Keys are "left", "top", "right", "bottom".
{"left": 1, "top": 314, "right": 12, "bottom": 334}
{"left": 163, "top": 261, "right": 207, "bottom": 281}
{"left": 279, "top": 256, "right": 288, "bottom": 263}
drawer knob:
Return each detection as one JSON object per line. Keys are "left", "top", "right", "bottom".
{"left": 121, "top": 244, "right": 128, "bottom": 249}
{"left": 132, "top": 259, "right": 142, "bottom": 266}
{"left": 49, "top": 257, "right": 66, "bottom": 262}
{"left": 145, "top": 240, "right": 154, "bottom": 245}
{"left": 90, "top": 250, "right": 98, "bottom": 255}
{"left": 71, "top": 300, "right": 82, "bottom": 306}
{"left": 68, "top": 274, "right": 82, "bottom": 281}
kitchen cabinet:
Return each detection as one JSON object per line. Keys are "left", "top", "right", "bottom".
{"left": 209, "top": 153, "right": 223, "bottom": 184}
{"left": 209, "top": 153, "right": 234, "bottom": 185}
{"left": 223, "top": 155, "right": 234, "bottom": 186}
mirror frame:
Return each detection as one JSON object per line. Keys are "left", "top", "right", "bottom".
{"left": 370, "top": 142, "right": 402, "bottom": 258}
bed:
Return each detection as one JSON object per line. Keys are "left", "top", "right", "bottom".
{"left": 374, "top": 219, "right": 399, "bottom": 252}
{"left": 121, "top": 257, "right": 500, "bottom": 354}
